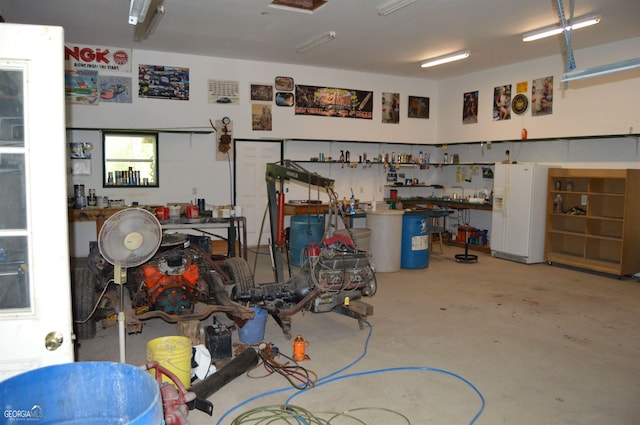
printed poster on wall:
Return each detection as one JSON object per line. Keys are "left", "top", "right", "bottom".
{"left": 138, "top": 65, "right": 190, "bottom": 100}
{"left": 98, "top": 75, "right": 132, "bottom": 103}
{"left": 252, "top": 104, "right": 272, "bottom": 131}
{"left": 382, "top": 92, "right": 400, "bottom": 123}
{"left": 493, "top": 84, "right": 512, "bottom": 121}
{"left": 208, "top": 80, "right": 239, "bottom": 104}
{"left": 65, "top": 69, "right": 98, "bottom": 105}
{"left": 532, "top": 76, "right": 553, "bottom": 116}
{"left": 295, "top": 85, "right": 373, "bottom": 119}
{"left": 463, "top": 91, "right": 478, "bottom": 124}
{"left": 64, "top": 44, "right": 132, "bottom": 73}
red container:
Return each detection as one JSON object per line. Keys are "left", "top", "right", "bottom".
{"left": 457, "top": 225, "right": 476, "bottom": 242}
{"left": 186, "top": 205, "right": 199, "bottom": 219}
{"left": 155, "top": 206, "right": 169, "bottom": 220}
{"left": 390, "top": 189, "right": 398, "bottom": 199}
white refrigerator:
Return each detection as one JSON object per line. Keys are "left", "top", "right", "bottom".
{"left": 491, "top": 163, "right": 550, "bottom": 264}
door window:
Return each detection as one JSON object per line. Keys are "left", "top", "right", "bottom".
{"left": 0, "top": 69, "right": 30, "bottom": 310}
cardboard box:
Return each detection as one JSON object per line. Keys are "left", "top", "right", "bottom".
{"left": 210, "top": 239, "right": 240, "bottom": 256}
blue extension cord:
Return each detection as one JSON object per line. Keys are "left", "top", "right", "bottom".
{"left": 216, "top": 316, "right": 485, "bottom": 425}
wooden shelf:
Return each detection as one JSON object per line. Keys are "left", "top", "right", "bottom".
{"left": 544, "top": 168, "right": 640, "bottom": 276}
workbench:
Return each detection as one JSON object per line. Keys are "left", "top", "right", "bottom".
{"left": 68, "top": 208, "right": 247, "bottom": 259}
{"left": 161, "top": 216, "right": 247, "bottom": 259}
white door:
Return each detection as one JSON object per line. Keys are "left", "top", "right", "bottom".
{"left": 0, "top": 24, "right": 74, "bottom": 380}
{"left": 234, "top": 140, "right": 282, "bottom": 247}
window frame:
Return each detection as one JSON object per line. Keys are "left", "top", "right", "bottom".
{"left": 102, "top": 131, "right": 159, "bottom": 188}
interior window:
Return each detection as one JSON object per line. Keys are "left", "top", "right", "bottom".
{"left": 102, "top": 132, "right": 158, "bottom": 187}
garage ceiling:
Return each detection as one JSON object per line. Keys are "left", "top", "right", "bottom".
{"left": 1, "top": 0, "right": 639, "bottom": 80}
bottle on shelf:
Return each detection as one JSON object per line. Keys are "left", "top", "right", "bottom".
{"left": 553, "top": 194, "right": 563, "bottom": 213}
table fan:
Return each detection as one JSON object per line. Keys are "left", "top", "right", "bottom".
{"left": 98, "top": 208, "right": 162, "bottom": 362}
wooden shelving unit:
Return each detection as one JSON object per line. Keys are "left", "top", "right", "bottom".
{"left": 544, "top": 168, "right": 640, "bottom": 276}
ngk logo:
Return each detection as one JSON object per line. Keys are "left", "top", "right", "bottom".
{"left": 65, "top": 46, "right": 111, "bottom": 64}
{"left": 64, "top": 44, "right": 132, "bottom": 72}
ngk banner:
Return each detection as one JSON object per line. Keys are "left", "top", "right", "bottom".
{"left": 64, "top": 44, "right": 132, "bottom": 73}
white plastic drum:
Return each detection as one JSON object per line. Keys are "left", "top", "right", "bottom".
{"left": 366, "top": 210, "right": 405, "bottom": 272}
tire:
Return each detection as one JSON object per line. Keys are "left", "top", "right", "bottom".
{"left": 221, "top": 257, "right": 255, "bottom": 295}
{"left": 71, "top": 267, "right": 97, "bottom": 340}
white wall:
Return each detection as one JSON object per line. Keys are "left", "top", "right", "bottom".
{"left": 67, "top": 38, "right": 640, "bottom": 254}
{"left": 437, "top": 38, "right": 640, "bottom": 143}
{"left": 67, "top": 52, "right": 438, "bottom": 144}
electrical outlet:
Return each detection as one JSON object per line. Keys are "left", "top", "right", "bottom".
{"left": 192, "top": 187, "right": 197, "bottom": 195}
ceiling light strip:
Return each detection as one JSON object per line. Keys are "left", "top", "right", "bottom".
{"left": 296, "top": 31, "right": 336, "bottom": 54}
{"left": 522, "top": 14, "right": 600, "bottom": 42}
{"left": 562, "top": 58, "right": 640, "bottom": 82}
{"left": 145, "top": 6, "right": 165, "bottom": 37}
{"left": 378, "top": 0, "right": 416, "bottom": 16}
{"left": 129, "top": 0, "right": 152, "bottom": 25}
{"left": 421, "top": 50, "right": 470, "bottom": 68}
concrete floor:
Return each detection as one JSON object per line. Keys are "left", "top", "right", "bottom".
{"left": 77, "top": 246, "right": 640, "bottom": 425}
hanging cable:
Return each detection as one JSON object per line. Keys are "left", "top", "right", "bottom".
{"left": 74, "top": 278, "right": 113, "bottom": 324}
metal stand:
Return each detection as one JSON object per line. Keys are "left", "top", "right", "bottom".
{"left": 454, "top": 236, "right": 478, "bottom": 264}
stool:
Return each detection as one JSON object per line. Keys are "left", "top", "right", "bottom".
{"left": 428, "top": 209, "right": 451, "bottom": 254}
{"left": 454, "top": 233, "right": 478, "bottom": 264}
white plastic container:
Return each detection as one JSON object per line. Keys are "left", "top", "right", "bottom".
{"left": 366, "top": 209, "right": 405, "bottom": 272}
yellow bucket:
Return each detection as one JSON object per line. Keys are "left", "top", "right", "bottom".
{"left": 146, "top": 336, "right": 192, "bottom": 388}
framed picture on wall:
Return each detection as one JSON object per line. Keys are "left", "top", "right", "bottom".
{"left": 250, "top": 84, "right": 273, "bottom": 101}
{"left": 408, "top": 96, "right": 429, "bottom": 118}
{"left": 275, "top": 76, "right": 294, "bottom": 91}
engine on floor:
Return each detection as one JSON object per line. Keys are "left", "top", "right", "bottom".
{"left": 85, "top": 239, "right": 253, "bottom": 330}
{"left": 136, "top": 252, "right": 206, "bottom": 315}
{"left": 234, "top": 234, "right": 376, "bottom": 317}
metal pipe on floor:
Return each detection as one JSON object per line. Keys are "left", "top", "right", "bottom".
{"left": 189, "top": 347, "right": 260, "bottom": 399}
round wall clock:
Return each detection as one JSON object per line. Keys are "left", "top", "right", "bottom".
{"left": 511, "top": 94, "right": 529, "bottom": 115}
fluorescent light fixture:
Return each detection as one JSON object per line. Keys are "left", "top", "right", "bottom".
{"left": 421, "top": 50, "right": 470, "bottom": 68}
{"left": 562, "top": 58, "right": 640, "bottom": 82}
{"left": 296, "top": 31, "right": 336, "bottom": 53}
{"left": 522, "top": 14, "right": 601, "bottom": 42}
{"left": 378, "top": 0, "right": 416, "bottom": 16}
{"left": 129, "top": 0, "right": 152, "bottom": 25}
{"left": 145, "top": 5, "right": 165, "bottom": 37}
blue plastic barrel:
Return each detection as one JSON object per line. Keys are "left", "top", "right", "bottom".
{"left": 0, "top": 362, "right": 163, "bottom": 424}
{"left": 238, "top": 307, "right": 268, "bottom": 344}
{"left": 289, "top": 215, "right": 325, "bottom": 267}
{"left": 401, "top": 212, "right": 430, "bottom": 269}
